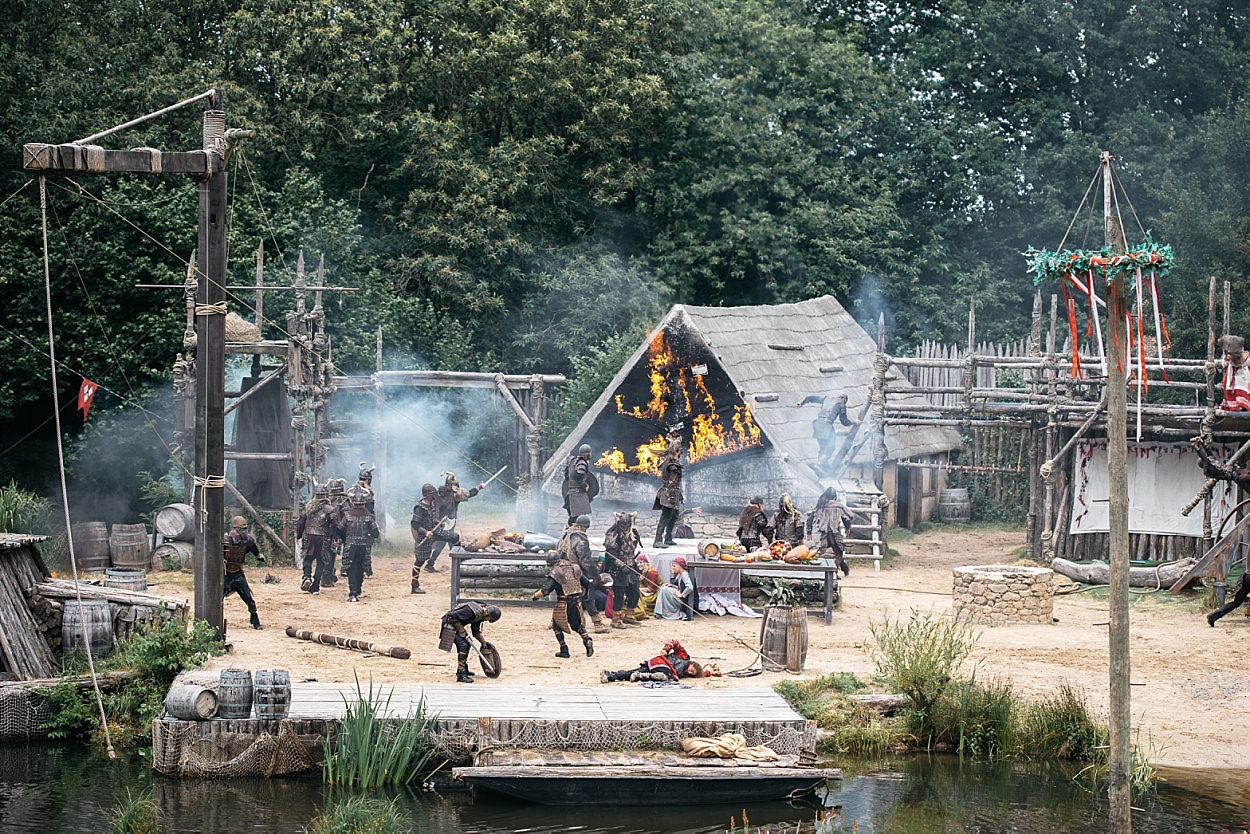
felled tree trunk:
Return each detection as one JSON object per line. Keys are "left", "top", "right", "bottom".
{"left": 1051, "top": 557, "right": 1198, "bottom": 589}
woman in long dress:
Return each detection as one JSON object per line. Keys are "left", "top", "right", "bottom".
{"left": 634, "top": 555, "right": 661, "bottom": 619}
{"left": 655, "top": 557, "right": 696, "bottom": 620}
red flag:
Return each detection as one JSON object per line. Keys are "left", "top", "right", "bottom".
{"left": 77, "top": 378, "right": 98, "bottom": 421}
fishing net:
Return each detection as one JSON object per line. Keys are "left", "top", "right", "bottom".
{"left": 0, "top": 687, "right": 52, "bottom": 741}
{"left": 152, "top": 718, "right": 316, "bottom": 777}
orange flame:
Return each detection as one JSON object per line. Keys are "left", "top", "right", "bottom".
{"left": 595, "top": 330, "right": 763, "bottom": 473}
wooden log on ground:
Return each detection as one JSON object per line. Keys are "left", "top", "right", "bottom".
{"left": 285, "top": 626, "right": 411, "bottom": 659}
{"left": 33, "top": 580, "right": 187, "bottom": 612}
{"left": 1051, "top": 557, "right": 1198, "bottom": 589}
{"left": 459, "top": 563, "right": 548, "bottom": 579}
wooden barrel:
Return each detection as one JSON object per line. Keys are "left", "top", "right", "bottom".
{"left": 759, "top": 606, "right": 808, "bottom": 673}
{"left": 252, "top": 669, "right": 291, "bottom": 721}
{"left": 164, "top": 685, "right": 218, "bottom": 720}
{"left": 217, "top": 669, "right": 253, "bottom": 719}
{"left": 61, "top": 599, "right": 114, "bottom": 657}
{"left": 154, "top": 503, "right": 196, "bottom": 542}
{"left": 938, "top": 488, "right": 971, "bottom": 523}
{"left": 109, "top": 523, "right": 151, "bottom": 570}
{"left": 103, "top": 568, "right": 147, "bottom": 592}
{"left": 70, "top": 522, "right": 110, "bottom": 572}
{"left": 151, "top": 541, "right": 194, "bottom": 571}
{"left": 697, "top": 539, "right": 720, "bottom": 560}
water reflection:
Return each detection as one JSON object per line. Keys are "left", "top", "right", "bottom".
{"left": 0, "top": 744, "right": 1246, "bottom": 833}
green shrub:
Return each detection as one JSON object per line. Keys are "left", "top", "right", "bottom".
{"left": 867, "top": 609, "right": 979, "bottom": 741}
{"left": 0, "top": 481, "right": 49, "bottom": 533}
{"left": 1018, "top": 683, "right": 1107, "bottom": 761}
{"left": 109, "top": 787, "right": 163, "bottom": 834}
{"left": 323, "top": 675, "right": 445, "bottom": 789}
{"left": 306, "top": 795, "right": 412, "bottom": 834}
{"left": 928, "top": 677, "right": 1017, "bottom": 760}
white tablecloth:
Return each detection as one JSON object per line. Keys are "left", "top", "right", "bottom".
{"left": 648, "top": 553, "right": 760, "bottom": 618}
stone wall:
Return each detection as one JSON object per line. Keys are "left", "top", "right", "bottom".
{"left": 952, "top": 565, "right": 1054, "bottom": 625}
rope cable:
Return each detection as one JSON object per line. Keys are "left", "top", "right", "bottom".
{"left": 38, "top": 176, "right": 115, "bottom": 760}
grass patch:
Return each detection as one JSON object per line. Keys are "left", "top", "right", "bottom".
{"left": 323, "top": 675, "right": 445, "bottom": 789}
{"left": 306, "top": 794, "right": 412, "bottom": 834}
{"left": 109, "top": 787, "right": 162, "bottom": 834}
{"left": 774, "top": 674, "right": 902, "bottom": 756}
{"left": 1018, "top": 683, "right": 1108, "bottom": 761}
{"left": 927, "top": 677, "right": 1017, "bottom": 760}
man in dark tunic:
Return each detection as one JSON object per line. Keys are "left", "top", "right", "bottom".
{"left": 809, "top": 487, "right": 853, "bottom": 576}
{"left": 604, "top": 511, "right": 644, "bottom": 629}
{"left": 295, "top": 481, "right": 337, "bottom": 594}
{"left": 410, "top": 483, "right": 459, "bottom": 594}
{"left": 223, "top": 515, "right": 265, "bottom": 630}
{"left": 556, "top": 514, "right": 610, "bottom": 634}
{"left": 426, "top": 471, "right": 486, "bottom": 573}
{"left": 561, "top": 444, "right": 598, "bottom": 524}
{"left": 342, "top": 463, "right": 377, "bottom": 579}
{"left": 438, "top": 601, "right": 501, "bottom": 683}
{"left": 341, "top": 484, "right": 380, "bottom": 603}
{"left": 652, "top": 428, "right": 685, "bottom": 548}
{"left": 322, "top": 478, "right": 347, "bottom": 588}
{"left": 796, "top": 392, "right": 860, "bottom": 466}
{"left": 736, "top": 496, "right": 770, "bottom": 551}
{"left": 769, "top": 492, "right": 805, "bottom": 547}
{"left": 532, "top": 552, "right": 594, "bottom": 658}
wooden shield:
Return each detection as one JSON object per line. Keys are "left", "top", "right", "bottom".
{"left": 479, "top": 642, "right": 502, "bottom": 678}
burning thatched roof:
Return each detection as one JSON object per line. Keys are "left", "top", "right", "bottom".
{"left": 542, "top": 296, "right": 960, "bottom": 504}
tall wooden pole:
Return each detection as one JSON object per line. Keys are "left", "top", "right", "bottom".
{"left": 193, "top": 91, "right": 228, "bottom": 635}
{"left": 1102, "top": 150, "right": 1132, "bottom": 833}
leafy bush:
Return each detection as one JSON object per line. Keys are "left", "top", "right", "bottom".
{"left": 867, "top": 609, "right": 979, "bottom": 741}
{"left": 0, "top": 481, "right": 50, "bottom": 533}
{"left": 306, "top": 795, "right": 412, "bottom": 834}
{"left": 109, "top": 787, "right": 163, "bottom": 834}
{"left": 323, "top": 675, "right": 445, "bottom": 789}
{"left": 42, "top": 615, "right": 225, "bottom": 746}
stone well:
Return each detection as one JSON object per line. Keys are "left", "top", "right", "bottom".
{"left": 952, "top": 565, "right": 1054, "bottom": 625}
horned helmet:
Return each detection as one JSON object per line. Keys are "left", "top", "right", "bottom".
{"left": 346, "top": 483, "right": 370, "bottom": 506}
{"left": 358, "top": 461, "right": 375, "bottom": 483}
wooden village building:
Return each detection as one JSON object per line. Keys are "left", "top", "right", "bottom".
{"left": 541, "top": 296, "right": 962, "bottom": 552}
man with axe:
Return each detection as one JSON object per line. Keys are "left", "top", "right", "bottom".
{"left": 438, "top": 601, "right": 502, "bottom": 683}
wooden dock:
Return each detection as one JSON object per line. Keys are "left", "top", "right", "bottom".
{"left": 152, "top": 682, "right": 818, "bottom": 778}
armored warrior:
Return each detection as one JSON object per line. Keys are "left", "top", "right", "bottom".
{"left": 604, "top": 511, "right": 644, "bottom": 629}
{"left": 556, "top": 514, "right": 610, "bottom": 634}
{"left": 561, "top": 443, "right": 599, "bottom": 525}
{"left": 342, "top": 463, "right": 377, "bottom": 579}
{"left": 809, "top": 487, "right": 853, "bottom": 576}
{"left": 340, "top": 484, "right": 380, "bottom": 602}
{"left": 223, "top": 515, "right": 265, "bottom": 630}
{"left": 438, "top": 601, "right": 501, "bottom": 683}
{"left": 426, "top": 471, "right": 486, "bottom": 573}
{"left": 652, "top": 427, "right": 685, "bottom": 548}
{"left": 322, "top": 478, "right": 348, "bottom": 588}
{"left": 410, "top": 483, "right": 459, "bottom": 594}
{"left": 531, "top": 551, "right": 594, "bottom": 658}
{"left": 295, "top": 481, "right": 338, "bottom": 594}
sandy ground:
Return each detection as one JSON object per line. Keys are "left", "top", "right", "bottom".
{"left": 163, "top": 517, "right": 1250, "bottom": 784}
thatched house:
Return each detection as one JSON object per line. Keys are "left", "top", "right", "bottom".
{"left": 541, "top": 296, "right": 960, "bottom": 538}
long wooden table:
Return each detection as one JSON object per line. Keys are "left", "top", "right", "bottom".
{"left": 450, "top": 549, "right": 841, "bottom": 624}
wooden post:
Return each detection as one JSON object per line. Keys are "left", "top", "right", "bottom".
{"left": 1101, "top": 150, "right": 1131, "bottom": 834}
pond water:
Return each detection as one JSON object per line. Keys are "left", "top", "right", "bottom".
{"left": 0, "top": 744, "right": 1246, "bottom": 833}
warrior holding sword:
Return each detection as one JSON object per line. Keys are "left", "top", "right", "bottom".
{"left": 410, "top": 483, "right": 459, "bottom": 594}
{"left": 426, "top": 466, "right": 505, "bottom": 572}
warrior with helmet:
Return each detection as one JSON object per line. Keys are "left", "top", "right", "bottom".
{"left": 438, "top": 601, "right": 502, "bottom": 683}
{"left": 603, "top": 511, "right": 644, "bottom": 630}
{"left": 425, "top": 470, "right": 486, "bottom": 573}
{"left": 341, "top": 483, "right": 380, "bottom": 602}
{"left": 532, "top": 548, "right": 594, "bottom": 658}
{"left": 342, "top": 462, "right": 378, "bottom": 580}
{"left": 296, "top": 481, "right": 339, "bottom": 595}
{"left": 410, "top": 483, "right": 459, "bottom": 594}
{"left": 561, "top": 443, "right": 599, "bottom": 525}
{"left": 223, "top": 515, "right": 265, "bottom": 630}
{"left": 557, "top": 514, "right": 610, "bottom": 634}
{"left": 322, "top": 478, "right": 348, "bottom": 588}
{"left": 652, "top": 425, "right": 685, "bottom": 548}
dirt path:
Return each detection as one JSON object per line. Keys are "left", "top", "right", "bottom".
{"left": 171, "top": 520, "right": 1248, "bottom": 777}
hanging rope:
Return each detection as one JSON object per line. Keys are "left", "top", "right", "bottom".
{"left": 194, "top": 475, "right": 227, "bottom": 530}
{"left": 39, "top": 176, "right": 115, "bottom": 760}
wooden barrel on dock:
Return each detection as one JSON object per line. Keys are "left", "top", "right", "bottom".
{"left": 164, "top": 685, "right": 218, "bottom": 720}
{"left": 151, "top": 541, "right": 194, "bottom": 571}
{"left": 760, "top": 606, "right": 807, "bottom": 673}
{"left": 61, "top": 599, "right": 114, "bottom": 657}
{"left": 154, "top": 503, "right": 196, "bottom": 542}
{"left": 217, "top": 669, "right": 254, "bottom": 719}
{"left": 253, "top": 669, "right": 291, "bottom": 721}
{"left": 103, "top": 568, "right": 147, "bottom": 592}
{"left": 109, "top": 523, "right": 151, "bottom": 570}
{"left": 938, "top": 488, "right": 971, "bottom": 523}
{"left": 70, "top": 522, "right": 110, "bottom": 572}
